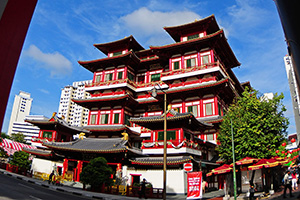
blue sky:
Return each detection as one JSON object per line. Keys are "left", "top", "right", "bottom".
{"left": 2, "top": 0, "right": 295, "bottom": 134}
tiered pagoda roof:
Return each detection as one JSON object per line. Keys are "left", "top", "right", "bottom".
{"left": 25, "top": 113, "right": 90, "bottom": 135}
{"left": 78, "top": 51, "right": 140, "bottom": 72}
{"left": 129, "top": 109, "right": 212, "bottom": 131}
{"left": 94, "top": 35, "right": 144, "bottom": 55}
{"left": 151, "top": 29, "right": 240, "bottom": 69}
{"left": 164, "top": 15, "right": 220, "bottom": 42}
{"left": 42, "top": 138, "right": 140, "bottom": 154}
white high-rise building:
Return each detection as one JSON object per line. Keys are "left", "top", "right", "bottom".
{"left": 284, "top": 55, "right": 300, "bottom": 145}
{"left": 57, "top": 80, "right": 91, "bottom": 126}
{"left": 8, "top": 91, "right": 32, "bottom": 136}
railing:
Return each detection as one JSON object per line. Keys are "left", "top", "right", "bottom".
{"left": 142, "top": 139, "right": 202, "bottom": 150}
{"left": 161, "top": 62, "right": 221, "bottom": 78}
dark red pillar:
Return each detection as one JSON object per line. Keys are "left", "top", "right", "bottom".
{"left": 0, "top": 0, "right": 37, "bottom": 131}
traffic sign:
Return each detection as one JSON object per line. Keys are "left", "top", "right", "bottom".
{"left": 184, "top": 163, "right": 193, "bottom": 172}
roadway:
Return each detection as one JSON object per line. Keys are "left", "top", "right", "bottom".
{"left": 0, "top": 173, "right": 93, "bottom": 200}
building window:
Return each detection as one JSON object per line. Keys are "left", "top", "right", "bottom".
{"left": 151, "top": 74, "right": 160, "bottom": 82}
{"left": 137, "top": 76, "right": 145, "bottom": 84}
{"left": 124, "top": 114, "right": 131, "bottom": 126}
{"left": 95, "top": 74, "right": 101, "bottom": 82}
{"left": 158, "top": 130, "right": 176, "bottom": 141}
{"left": 90, "top": 114, "right": 97, "bottom": 124}
{"left": 113, "top": 51, "right": 122, "bottom": 56}
{"left": 117, "top": 72, "right": 123, "bottom": 79}
{"left": 105, "top": 73, "right": 113, "bottom": 81}
{"left": 173, "top": 61, "right": 180, "bottom": 70}
{"left": 127, "top": 72, "right": 134, "bottom": 81}
{"left": 43, "top": 131, "right": 52, "bottom": 139}
{"left": 207, "top": 134, "right": 214, "bottom": 141}
{"left": 187, "top": 105, "right": 198, "bottom": 116}
{"left": 205, "top": 103, "right": 213, "bottom": 116}
{"left": 187, "top": 34, "right": 199, "bottom": 40}
{"left": 202, "top": 55, "right": 210, "bottom": 64}
{"left": 113, "top": 113, "right": 120, "bottom": 124}
{"left": 186, "top": 58, "right": 196, "bottom": 68}
{"left": 101, "top": 114, "right": 109, "bottom": 124}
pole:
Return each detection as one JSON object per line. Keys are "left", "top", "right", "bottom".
{"left": 231, "top": 119, "right": 237, "bottom": 200}
{"left": 163, "top": 92, "right": 167, "bottom": 200}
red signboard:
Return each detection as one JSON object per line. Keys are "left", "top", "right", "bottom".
{"left": 187, "top": 172, "right": 202, "bottom": 199}
{"left": 184, "top": 163, "right": 193, "bottom": 172}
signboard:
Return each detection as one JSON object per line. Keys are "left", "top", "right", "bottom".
{"left": 187, "top": 172, "right": 202, "bottom": 199}
{"left": 184, "top": 163, "right": 193, "bottom": 172}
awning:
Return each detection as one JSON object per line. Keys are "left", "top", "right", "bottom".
{"left": 236, "top": 157, "right": 259, "bottom": 165}
{"left": 0, "top": 138, "right": 36, "bottom": 156}
{"left": 206, "top": 164, "right": 232, "bottom": 176}
{"left": 248, "top": 158, "right": 280, "bottom": 171}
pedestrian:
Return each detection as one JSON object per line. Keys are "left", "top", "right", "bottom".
{"left": 249, "top": 184, "right": 255, "bottom": 200}
{"left": 139, "top": 178, "right": 147, "bottom": 199}
{"left": 292, "top": 170, "right": 298, "bottom": 190}
{"left": 283, "top": 171, "right": 293, "bottom": 198}
{"left": 48, "top": 171, "right": 54, "bottom": 184}
{"left": 202, "top": 180, "right": 207, "bottom": 194}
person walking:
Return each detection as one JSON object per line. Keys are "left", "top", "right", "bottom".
{"left": 48, "top": 171, "right": 54, "bottom": 184}
{"left": 283, "top": 171, "right": 293, "bottom": 198}
{"left": 139, "top": 178, "right": 147, "bottom": 199}
{"left": 292, "top": 170, "right": 298, "bottom": 191}
{"left": 249, "top": 184, "right": 255, "bottom": 200}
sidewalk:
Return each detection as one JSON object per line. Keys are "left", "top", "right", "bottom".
{"left": 4, "top": 168, "right": 299, "bottom": 200}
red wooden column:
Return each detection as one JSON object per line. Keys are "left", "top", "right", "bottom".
{"left": 62, "top": 158, "right": 68, "bottom": 178}
{"left": 76, "top": 160, "right": 83, "bottom": 182}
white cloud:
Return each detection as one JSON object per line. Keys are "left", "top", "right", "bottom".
{"left": 39, "top": 89, "right": 50, "bottom": 94}
{"left": 24, "top": 45, "right": 72, "bottom": 76}
{"left": 120, "top": 7, "right": 201, "bottom": 45}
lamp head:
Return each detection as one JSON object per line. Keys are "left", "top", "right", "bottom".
{"left": 151, "top": 87, "right": 157, "bottom": 97}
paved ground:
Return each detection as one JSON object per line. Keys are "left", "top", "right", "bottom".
{"left": 1, "top": 168, "right": 300, "bottom": 199}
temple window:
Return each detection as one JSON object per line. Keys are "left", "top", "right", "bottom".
{"left": 95, "top": 74, "right": 102, "bottom": 82}
{"left": 158, "top": 130, "right": 176, "bottom": 141}
{"left": 137, "top": 75, "right": 145, "bottom": 84}
{"left": 151, "top": 74, "right": 160, "bottom": 82}
{"left": 207, "top": 134, "right": 214, "bottom": 141}
{"left": 90, "top": 114, "right": 97, "bottom": 124}
{"left": 124, "top": 114, "right": 131, "bottom": 126}
{"left": 186, "top": 58, "right": 196, "bottom": 68}
{"left": 105, "top": 73, "right": 113, "bottom": 81}
{"left": 127, "top": 72, "right": 134, "bottom": 81}
{"left": 204, "top": 101, "right": 214, "bottom": 116}
{"left": 113, "top": 113, "right": 120, "bottom": 124}
{"left": 201, "top": 55, "right": 210, "bottom": 65}
{"left": 187, "top": 34, "right": 199, "bottom": 40}
{"left": 100, "top": 114, "right": 109, "bottom": 124}
{"left": 42, "top": 131, "right": 52, "bottom": 139}
{"left": 187, "top": 105, "right": 198, "bottom": 116}
{"left": 173, "top": 61, "right": 180, "bottom": 70}
{"left": 117, "top": 72, "right": 123, "bottom": 79}
{"left": 113, "top": 51, "right": 122, "bottom": 56}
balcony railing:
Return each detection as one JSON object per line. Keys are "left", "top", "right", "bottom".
{"left": 161, "top": 61, "right": 224, "bottom": 78}
{"left": 141, "top": 139, "right": 202, "bottom": 150}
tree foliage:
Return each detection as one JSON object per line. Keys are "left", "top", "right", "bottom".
{"left": 11, "top": 133, "right": 25, "bottom": 143}
{"left": 218, "top": 89, "right": 289, "bottom": 163}
{"left": 80, "top": 157, "right": 113, "bottom": 189}
{"left": 10, "top": 151, "right": 31, "bottom": 169}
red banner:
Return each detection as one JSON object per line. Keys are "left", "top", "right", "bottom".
{"left": 187, "top": 172, "right": 202, "bottom": 199}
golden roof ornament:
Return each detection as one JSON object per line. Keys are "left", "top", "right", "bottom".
{"left": 79, "top": 132, "right": 85, "bottom": 140}
{"left": 121, "top": 132, "right": 129, "bottom": 141}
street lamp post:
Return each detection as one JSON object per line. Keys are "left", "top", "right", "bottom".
{"left": 151, "top": 84, "right": 167, "bottom": 200}
{"left": 231, "top": 119, "right": 237, "bottom": 200}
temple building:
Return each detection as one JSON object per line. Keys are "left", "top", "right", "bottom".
{"left": 25, "top": 15, "right": 247, "bottom": 194}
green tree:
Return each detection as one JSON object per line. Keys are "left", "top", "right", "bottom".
{"left": 218, "top": 89, "right": 289, "bottom": 163}
{"left": 11, "top": 133, "right": 25, "bottom": 143}
{"left": 10, "top": 151, "right": 31, "bottom": 169}
{"left": 80, "top": 157, "right": 113, "bottom": 190}
{"left": 1, "top": 132, "right": 10, "bottom": 142}
{"left": 0, "top": 148, "right": 8, "bottom": 158}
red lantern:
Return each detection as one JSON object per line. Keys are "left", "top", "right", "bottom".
{"left": 282, "top": 151, "right": 285, "bottom": 154}
{"left": 285, "top": 153, "right": 288, "bottom": 155}
{"left": 291, "top": 138, "right": 296, "bottom": 143}
{"left": 276, "top": 150, "right": 279, "bottom": 154}
{"left": 282, "top": 142, "right": 286, "bottom": 147}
